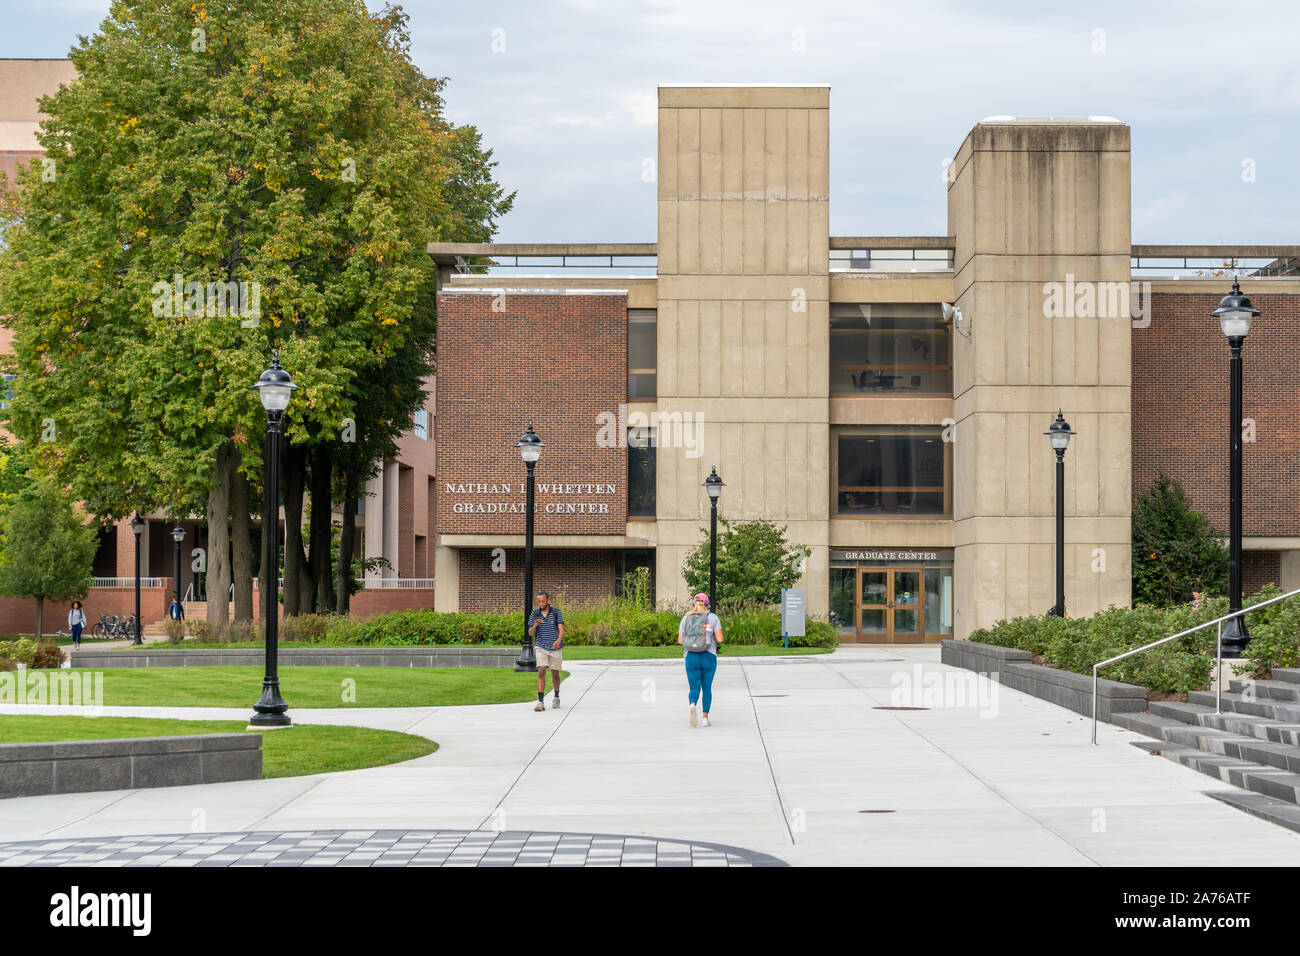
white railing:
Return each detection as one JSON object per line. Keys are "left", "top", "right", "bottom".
{"left": 1091, "top": 586, "right": 1300, "bottom": 744}
{"left": 92, "top": 577, "right": 164, "bottom": 588}
{"left": 359, "top": 578, "right": 436, "bottom": 589}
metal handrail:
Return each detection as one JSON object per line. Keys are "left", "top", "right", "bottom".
{"left": 1091, "top": 586, "right": 1300, "bottom": 744}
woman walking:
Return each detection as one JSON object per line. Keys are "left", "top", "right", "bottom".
{"left": 678, "top": 593, "right": 724, "bottom": 727}
{"left": 68, "top": 601, "right": 87, "bottom": 650}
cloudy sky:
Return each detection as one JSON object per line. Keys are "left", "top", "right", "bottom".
{"left": 6, "top": 0, "right": 1298, "bottom": 245}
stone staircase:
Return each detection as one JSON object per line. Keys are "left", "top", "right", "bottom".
{"left": 1113, "top": 668, "right": 1300, "bottom": 832}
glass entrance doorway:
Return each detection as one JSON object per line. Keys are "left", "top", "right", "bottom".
{"left": 829, "top": 554, "right": 952, "bottom": 644}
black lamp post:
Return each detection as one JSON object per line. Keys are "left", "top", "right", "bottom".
{"left": 704, "top": 467, "right": 724, "bottom": 609}
{"left": 515, "top": 422, "right": 543, "bottom": 672}
{"left": 1045, "top": 412, "right": 1074, "bottom": 618}
{"left": 130, "top": 513, "right": 145, "bottom": 645}
{"left": 171, "top": 524, "right": 185, "bottom": 614}
{"left": 249, "top": 350, "right": 297, "bottom": 727}
{"left": 1214, "top": 279, "right": 1259, "bottom": 658}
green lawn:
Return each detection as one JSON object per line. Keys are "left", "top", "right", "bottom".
{"left": 53, "top": 665, "right": 558, "bottom": 708}
{"left": 0, "top": 715, "right": 435, "bottom": 778}
{"left": 125, "top": 640, "right": 835, "bottom": 659}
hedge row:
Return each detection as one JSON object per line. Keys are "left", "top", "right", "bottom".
{"left": 187, "top": 604, "right": 838, "bottom": 649}
{"left": 0, "top": 638, "right": 64, "bottom": 670}
{"left": 968, "top": 585, "right": 1300, "bottom": 693}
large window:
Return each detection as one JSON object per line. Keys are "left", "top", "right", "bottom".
{"left": 629, "top": 309, "right": 657, "bottom": 398}
{"left": 830, "top": 303, "right": 951, "bottom": 395}
{"left": 628, "top": 427, "right": 656, "bottom": 517}
{"left": 834, "top": 427, "right": 950, "bottom": 516}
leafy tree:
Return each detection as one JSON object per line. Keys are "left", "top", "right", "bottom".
{"left": 682, "top": 518, "right": 811, "bottom": 608}
{"left": 0, "top": 0, "right": 512, "bottom": 623}
{"left": 0, "top": 481, "right": 97, "bottom": 637}
{"left": 1132, "top": 474, "right": 1229, "bottom": 606}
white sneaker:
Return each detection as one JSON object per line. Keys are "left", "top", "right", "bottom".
{"left": 701, "top": 716, "right": 711, "bottom": 728}
{"left": 689, "top": 704, "right": 698, "bottom": 727}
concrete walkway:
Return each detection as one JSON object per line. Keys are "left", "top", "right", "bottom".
{"left": 2, "top": 646, "right": 1298, "bottom": 866}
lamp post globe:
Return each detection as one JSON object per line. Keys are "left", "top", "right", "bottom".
{"left": 1044, "top": 412, "right": 1074, "bottom": 618}
{"left": 1214, "top": 281, "right": 1259, "bottom": 658}
{"left": 703, "top": 466, "right": 724, "bottom": 610}
{"left": 516, "top": 422, "right": 544, "bottom": 672}
{"left": 249, "top": 350, "right": 296, "bottom": 728}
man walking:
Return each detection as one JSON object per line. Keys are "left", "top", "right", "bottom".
{"left": 528, "top": 590, "right": 564, "bottom": 711}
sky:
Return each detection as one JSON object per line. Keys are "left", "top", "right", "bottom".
{"left": 4, "top": 0, "right": 1298, "bottom": 246}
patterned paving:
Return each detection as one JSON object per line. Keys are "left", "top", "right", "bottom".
{"left": 0, "top": 829, "right": 787, "bottom": 867}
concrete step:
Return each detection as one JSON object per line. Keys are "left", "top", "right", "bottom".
{"left": 1229, "top": 678, "right": 1300, "bottom": 702}
{"left": 1148, "top": 700, "right": 1209, "bottom": 725}
{"left": 1128, "top": 738, "right": 1300, "bottom": 802}
{"left": 1271, "top": 668, "right": 1300, "bottom": 686}
{"left": 1207, "top": 791, "right": 1300, "bottom": 835}
{"left": 1189, "top": 690, "right": 1300, "bottom": 724}
{"left": 1111, "top": 712, "right": 1187, "bottom": 738}
{"left": 1197, "top": 711, "right": 1300, "bottom": 747}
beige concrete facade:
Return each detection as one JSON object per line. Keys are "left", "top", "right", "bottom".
{"left": 654, "top": 85, "right": 831, "bottom": 608}
{"left": 947, "top": 120, "right": 1133, "bottom": 635}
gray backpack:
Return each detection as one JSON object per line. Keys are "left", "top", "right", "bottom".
{"left": 682, "top": 612, "right": 711, "bottom": 652}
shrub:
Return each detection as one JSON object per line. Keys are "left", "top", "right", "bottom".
{"left": 0, "top": 657, "right": 16, "bottom": 672}
{"left": 188, "top": 619, "right": 212, "bottom": 642}
{"left": 163, "top": 618, "right": 186, "bottom": 645}
{"left": 282, "top": 614, "right": 332, "bottom": 643}
{"left": 0, "top": 638, "right": 38, "bottom": 666}
{"left": 226, "top": 619, "right": 263, "bottom": 643}
{"left": 31, "top": 641, "right": 64, "bottom": 669}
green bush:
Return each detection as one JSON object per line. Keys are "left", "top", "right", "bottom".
{"left": 963, "top": 588, "right": 1300, "bottom": 694}
{"left": 163, "top": 618, "right": 186, "bottom": 644}
{"left": 0, "top": 638, "right": 38, "bottom": 666}
{"left": 281, "top": 614, "right": 333, "bottom": 643}
{"left": 31, "top": 641, "right": 64, "bottom": 669}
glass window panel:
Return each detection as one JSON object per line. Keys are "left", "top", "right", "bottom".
{"left": 829, "top": 567, "right": 856, "bottom": 636}
{"left": 830, "top": 303, "right": 951, "bottom": 396}
{"left": 861, "top": 607, "right": 886, "bottom": 635}
{"left": 861, "top": 570, "right": 887, "bottom": 605}
{"left": 924, "top": 567, "right": 953, "bottom": 635}
{"left": 629, "top": 309, "right": 657, "bottom": 398}
{"left": 835, "top": 429, "right": 948, "bottom": 516}
{"left": 627, "top": 428, "right": 656, "bottom": 517}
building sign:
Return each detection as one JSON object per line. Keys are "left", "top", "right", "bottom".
{"left": 830, "top": 549, "right": 952, "bottom": 563}
{"left": 444, "top": 481, "right": 618, "bottom": 516}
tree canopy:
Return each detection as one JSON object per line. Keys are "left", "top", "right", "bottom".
{"left": 682, "top": 518, "right": 811, "bottom": 608}
{"left": 1132, "top": 474, "right": 1229, "bottom": 606}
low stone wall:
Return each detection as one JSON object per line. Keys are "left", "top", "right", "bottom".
{"left": 941, "top": 639, "right": 1148, "bottom": 721}
{"left": 72, "top": 646, "right": 517, "bottom": 669}
{"left": 0, "top": 733, "right": 261, "bottom": 798}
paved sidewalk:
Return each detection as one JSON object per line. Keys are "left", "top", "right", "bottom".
{"left": 2, "top": 646, "right": 1299, "bottom": 866}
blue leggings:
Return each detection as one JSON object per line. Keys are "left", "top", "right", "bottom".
{"left": 684, "top": 651, "right": 717, "bottom": 712}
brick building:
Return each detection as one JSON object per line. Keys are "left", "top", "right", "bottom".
{"left": 4, "top": 60, "right": 1299, "bottom": 640}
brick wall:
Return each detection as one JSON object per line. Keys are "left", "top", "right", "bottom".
{"left": 0, "top": 586, "right": 170, "bottom": 637}
{"left": 349, "top": 588, "right": 436, "bottom": 619}
{"left": 458, "top": 548, "right": 615, "bottom": 613}
{"left": 1133, "top": 292, "right": 1300, "bottom": 535}
{"left": 1243, "top": 551, "right": 1281, "bottom": 596}
{"left": 435, "top": 291, "right": 628, "bottom": 536}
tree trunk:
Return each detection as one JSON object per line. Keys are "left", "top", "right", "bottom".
{"left": 336, "top": 462, "right": 359, "bottom": 615}
{"left": 232, "top": 467, "right": 254, "bottom": 623}
{"left": 34, "top": 597, "right": 44, "bottom": 640}
{"left": 206, "top": 442, "right": 235, "bottom": 629}
{"left": 282, "top": 440, "right": 310, "bottom": 617}
{"left": 309, "top": 442, "right": 336, "bottom": 614}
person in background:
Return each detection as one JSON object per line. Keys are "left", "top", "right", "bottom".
{"left": 678, "top": 593, "right": 724, "bottom": 727}
{"left": 68, "top": 601, "right": 86, "bottom": 650}
{"left": 527, "top": 590, "right": 564, "bottom": 711}
{"left": 1191, "top": 587, "right": 1205, "bottom": 610}
{"left": 169, "top": 593, "right": 185, "bottom": 621}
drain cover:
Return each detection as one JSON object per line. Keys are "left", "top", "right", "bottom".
{"left": 872, "top": 706, "right": 930, "bottom": 711}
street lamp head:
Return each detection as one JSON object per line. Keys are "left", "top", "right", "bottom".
{"left": 1213, "top": 279, "right": 1259, "bottom": 340}
{"left": 1045, "top": 411, "right": 1075, "bottom": 452}
{"left": 130, "top": 513, "right": 145, "bottom": 537}
{"left": 171, "top": 524, "right": 185, "bottom": 543}
{"left": 251, "top": 349, "right": 298, "bottom": 414}
{"left": 704, "top": 465, "right": 724, "bottom": 500}
{"left": 517, "top": 421, "right": 544, "bottom": 464}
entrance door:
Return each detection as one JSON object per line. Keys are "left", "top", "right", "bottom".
{"left": 855, "top": 567, "right": 925, "bottom": 643}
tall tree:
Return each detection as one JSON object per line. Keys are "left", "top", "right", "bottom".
{"left": 0, "top": 0, "right": 512, "bottom": 620}
{"left": 0, "top": 480, "right": 97, "bottom": 638}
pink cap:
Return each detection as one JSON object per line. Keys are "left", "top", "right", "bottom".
{"left": 693, "top": 593, "right": 710, "bottom": 606}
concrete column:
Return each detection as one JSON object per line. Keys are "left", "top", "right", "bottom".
{"left": 363, "top": 471, "right": 384, "bottom": 581}
{"left": 654, "top": 85, "right": 831, "bottom": 612}
{"left": 383, "top": 461, "right": 400, "bottom": 578}
{"left": 947, "top": 119, "right": 1133, "bottom": 637}
{"left": 434, "top": 546, "right": 459, "bottom": 611}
